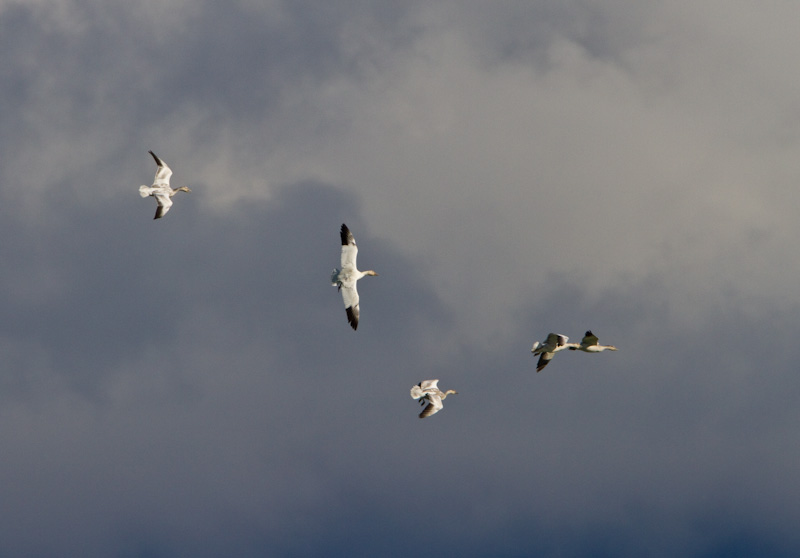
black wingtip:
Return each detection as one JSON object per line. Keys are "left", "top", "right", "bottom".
{"left": 536, "top": 359, "right": 548, "bottom": 372}
{"left": 340, "top": 224, "right": 354, "bottom": 246}
{"left": 346, "top": 306, "right": 358, "bottom": 330}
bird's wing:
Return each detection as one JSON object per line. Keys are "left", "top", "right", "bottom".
{"left": 149, "top": 151, "right": 173, "bottom": 186}
{"left": 544, "top": 332, "right": 568, "bottom": 348}
{"left": 341, "top": 244, "right": 358, "bottom": 270}
{"left": 340, "top": 283, "right": 360, "bottom": 330}
{"left": 153, "top": 193, "right": 173, "bottom": 219}
{"left": 536, "top": 351, "right": 554, "bottom": 372}
{"left": 581, "top": 331, "right": 599, "bottom": 347}
{"left": 340, "top": 223, "right": 356, "bottom": 246}
{"left": 419, "top": 379, "right": 439, "bottom": 391}
{"left": 419, "top": 393, "right": 443, "bottom": 418}
{"left": 340, "top": 224, "right": 358, "bottom": 269}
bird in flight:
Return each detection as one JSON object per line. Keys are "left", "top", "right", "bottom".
{"left": 410, "top": 379, "right": 458, "bottom": 418}
{"left": 331, "top": 224, "right": 378, "bottom": 330}
{"left": 139, "top": 151, "right": 191, "bottom": 219}
{"left": 531, "top": 333, "right": 576, "bottom": 372}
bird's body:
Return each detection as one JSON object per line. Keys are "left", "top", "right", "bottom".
{"left": 531, "top": 333, "right": 577, "bottom": 372}
{"left": 410, "top": 379, "right": 458, "bottom": 418}
{"left": 139, "top": 151, "right": 191, "bottom": 219}
{"left": 331, "top": 224, "right": 378, "bottom": 330}
{"left": 569, "top": 330, "right": 618, "bottom": 353}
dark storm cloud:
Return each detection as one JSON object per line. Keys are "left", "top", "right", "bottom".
{"left": 1, "top": 175, "right": 798, "bottom": 555}
{"left": 0, "top": 178, "right": 456, "bottom": 555}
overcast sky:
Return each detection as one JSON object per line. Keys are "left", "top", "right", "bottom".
{"left": 2, "top": 1, "right": 800, "bottom": 556}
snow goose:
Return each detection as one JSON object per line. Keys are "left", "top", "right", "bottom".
{"left": 331, "top": 224, "right": 378, "bottom": 330}
{"left": 410, "top": 379, "right": 458, "bottom": 419}
{"left": 569, "top": 330, "right": 618, "bottom": 353}
{"left": 531, "top": 333, "right": 577, "bottom": 372}
{"left": 139, "top": 151, "right": 191, "bottom": 219}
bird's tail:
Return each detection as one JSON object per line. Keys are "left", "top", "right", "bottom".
{"left": 330, "top": 268, "right": 341, "bottom": 287}
{"left": 139, "top": 185, "right": 152, "bottom": 198}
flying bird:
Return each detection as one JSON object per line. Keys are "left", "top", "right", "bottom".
{"left": 410, "top": 379, "right": 458, "bottom": 418}
{"left": 331, "top": 224, "right": 378, "bottom": 330}
{"left": 531, "top": 333, "right": 577, "bottom": 372}
{"left": 139, "top": 151, "right": 191, "bottom": 219}
{"left": 569, "top": 330, "right": 619, "bottom": 353}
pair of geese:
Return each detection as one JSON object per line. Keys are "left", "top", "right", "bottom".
{"left": 139, "top": 152, "right": 617, "bottom": 418}
{"left": 531, "top": 331, "right": 618, "bottom": 372}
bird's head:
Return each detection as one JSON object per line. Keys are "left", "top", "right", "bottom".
{"left": 178, "top": 186, "right": 192, "bottom": 193}
{"left": 365, "top": 270, "right": 378, "bottom": 276}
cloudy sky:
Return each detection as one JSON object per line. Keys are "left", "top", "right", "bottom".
{"left": 2, "top": 0, "right": 800, "bottom": 556}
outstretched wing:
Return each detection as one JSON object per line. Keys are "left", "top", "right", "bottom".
{"left": 419, "top": 393, "right": 444, "bottom": 418}
{"left": 149, "top": 151, "right": 173, "bottom": 186}
{"left": 340, "top": 224, "right": 358, "bottom": 269}
{"left": 153, "top": 193, "right": 173, "bottom": 220}
{"left": 341, "top": 284, "right": 360, "bottom": 330}
{"left": 536, "top": 351, "right": 554, "bottom": 372}
{"left": 545, "top": 332, "right": 569, "bottom": 348}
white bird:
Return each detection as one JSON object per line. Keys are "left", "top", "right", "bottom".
{"left": 331, "top": 224, "right": 378, "bottom": 330}
{"left": 410, "top": 379, "right": 458, "bottom": 419}
{"left": 139, "top": 151, "right": 191, "bottom": 219}
{"left": 568, "top": 330, "right": 619, "bottom": 353}
{"left": 531, "top": 333, "right": 577, "bottom": 372}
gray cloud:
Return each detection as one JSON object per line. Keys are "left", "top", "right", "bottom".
{"left": 2, "top": 0, "right": 800, "bottom": 556}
